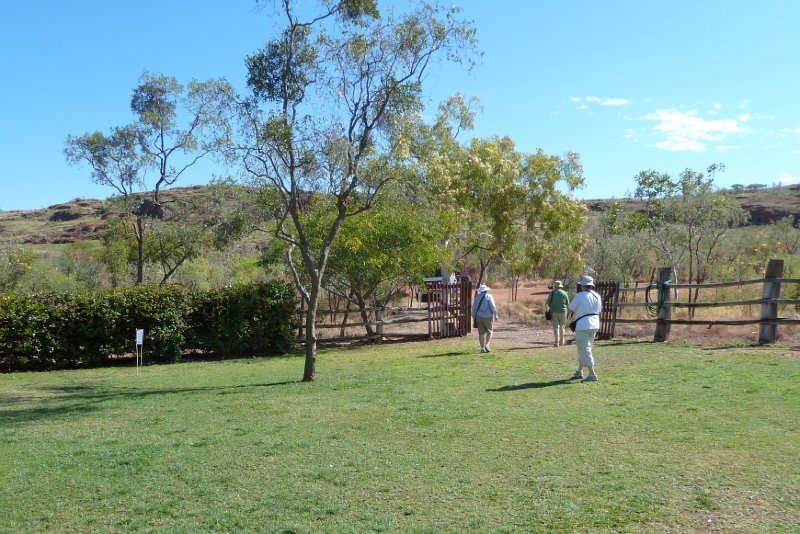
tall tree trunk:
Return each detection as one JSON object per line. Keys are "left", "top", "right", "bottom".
{"left": 355, "top": 293, "right": 376, "bottom": 337}
{"left": 135, "top": 217, "right": 145, "bottom": 285}
{"left": 478, "top": 259, "right": 490, "bottom": 286}
{"left": 303, "top": 285, "right": 320, "bottom": 382}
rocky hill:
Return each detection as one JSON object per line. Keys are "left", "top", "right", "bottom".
{"left": 1, "top": 184, "right": 798, "bottom": 246}
{"left": 0, "top": 186, "right": 218, "bottom": 246}
{"left": 584, "top": 184, "right": 800, "bottom": 225}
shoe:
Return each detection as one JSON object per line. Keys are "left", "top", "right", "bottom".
{"left": 484, "top": 346, "right": 491, "bottom": 353}
{"left": 581, "top": 374, "right": 598, "bottom": 382}
{"left": 571, "top": 371, "right": 583, "bottom": 380}
{"left": 480, "top": 347, "right": 487, "bottom": 353}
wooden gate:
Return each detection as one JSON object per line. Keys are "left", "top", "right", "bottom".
{"left": 594, "top": 281, "right": 619, "bottom": 340}
{"left": 426, "top": 279, "right": 473, "bottom": 338}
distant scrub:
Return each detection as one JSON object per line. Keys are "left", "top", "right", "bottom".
{"left": 0, "top": 283, "right": 298, "bottom": 372}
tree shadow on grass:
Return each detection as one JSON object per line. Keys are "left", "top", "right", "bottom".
{"left": 502, "top": 342, "right": 562, "bottom": 351}
{"left": 595, "top": 339, "right": 650, "bottom": 347}
{"left": 0, "top": 380, "right": 299, "bottom": 427}
{"left": 488, "top": 378, "right": 575, "bottom": 391}
{"left": 419, "top": 351, "right": 465, "bottom": 358}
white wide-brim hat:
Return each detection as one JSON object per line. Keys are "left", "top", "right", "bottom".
{"left": 476, "top": 284, "right": 490, "bottom": 293}
{"left": 578, "top": 275, "right": 595, "bottom": 286}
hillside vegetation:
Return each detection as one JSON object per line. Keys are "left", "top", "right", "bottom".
{"left": 2, "top": 184, "right": 798, "bottom": 247}
{"left": 0, "top": 186, "right": 228, "bottom": 246}
{"left": 584, "top": 183, "right": 800, "bottom": 225}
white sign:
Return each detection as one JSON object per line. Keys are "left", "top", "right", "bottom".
{"left": 135, "top": 329, "right": 144, "bottom": 346}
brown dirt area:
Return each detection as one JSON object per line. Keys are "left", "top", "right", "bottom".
{"left": 488, "top": 283, "right": 800, "bottom": 349}
{"left": 314, "top": 283, "right": 800, "bottom": 352}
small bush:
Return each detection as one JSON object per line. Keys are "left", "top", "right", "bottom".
{"left": 187, "top": 283, "right": 299, "bottom": 357}
{"left": 0, "top": 282, "right": 298, "bottom": 372}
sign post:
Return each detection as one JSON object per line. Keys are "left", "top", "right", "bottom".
{"left": 135, "top": 329, "right": 144, "bottom": 375}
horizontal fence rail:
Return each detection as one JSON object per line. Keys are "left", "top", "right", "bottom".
{"left": 298, "top": 279, "right": 473, "bottom": 345}
{"left": 617, "top": 298, "right": 800, "bottom": 309}
{"left": 614, "top": 260, "right": 798, "bottom": 345}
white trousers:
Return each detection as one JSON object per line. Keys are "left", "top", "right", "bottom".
{"left": 575, "top": 329, "right": 598, "bottom": 367}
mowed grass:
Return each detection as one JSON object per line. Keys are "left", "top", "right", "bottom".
{"left": 1, "top": 338, "right": 798, "bottom": 533}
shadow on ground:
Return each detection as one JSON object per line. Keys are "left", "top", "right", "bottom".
{"left": 488, "top": 378, "right": 577, "bottom": 391}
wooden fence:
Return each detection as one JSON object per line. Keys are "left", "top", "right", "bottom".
{"left": 611, "top": 259, "right": 800, "bottom": 344}
{"left": 425, "top": 279, "right": 473, "bottom": 339}
{"left": 594, "top": 281, "right": 618, "bottom": 340}
{"left": 297, "top": 278, "right": 474, "bottom": 345}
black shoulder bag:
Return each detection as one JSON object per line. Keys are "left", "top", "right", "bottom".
{"left": 568, "top": 313, "right": 597, "bottom": 332}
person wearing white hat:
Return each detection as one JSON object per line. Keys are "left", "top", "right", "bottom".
{"left": 472, "top": 284, "right": 499, "bottom": 353}
{"left": 567, "top": 275, "right": 602, "bottom": 382}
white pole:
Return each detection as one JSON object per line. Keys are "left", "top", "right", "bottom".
{"left": 135, "top": 329, "right": 144, "bottom": 375}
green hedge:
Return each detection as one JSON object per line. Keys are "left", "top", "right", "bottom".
{"left": 187, "top": 283, "right": 299, "bottom": 357}
{"left": 0, "top": 283, "right": 298, "bottom": 372}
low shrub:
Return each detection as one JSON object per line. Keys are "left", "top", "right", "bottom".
{"left": 0, "top": 282, "right": 298, "bottom": 372}
{"left": 187, "top": 283, "right": 299, "bottom": 357}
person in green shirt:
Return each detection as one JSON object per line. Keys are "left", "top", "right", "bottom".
{"left": 546, "top": 280, "right": 570, "bottom": 347}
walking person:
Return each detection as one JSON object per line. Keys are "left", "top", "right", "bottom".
{"left": 567, "top": 275, "right": 602, "bottom": 382}
{"left": 546, "top": 280, "right": 570, "bottom": 347}
{"left": 472, "top": 284, "right": 499, "bottom": 353}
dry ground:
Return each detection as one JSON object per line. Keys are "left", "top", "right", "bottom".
{"left": 478, "top": 283, "right": 800, "bottom": 350}
{"left": 315, "top": 282, "right": 800, "bottom": 352}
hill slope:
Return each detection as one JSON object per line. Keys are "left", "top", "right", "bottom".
{"left": 1, "top": 184, "right": 798, "bottom": 246}
{"left": 585, "top": 184, "right": 800, "bottom": 224}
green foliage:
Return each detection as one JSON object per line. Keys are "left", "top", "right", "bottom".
{"left": 0, "top": 248, "right": 34, "bottom": 292}
{"left": 246, "top": 27, "right": 318, "bottom": 103}
{"left": 188, "top": 282, "right": 298, "bottom": 357}
{"left": 632, "top": 165, "right": 749, "bottom": 285}
{"left": 0, "top": 283, "right": 297, "bottom": 372}
{"left": 327, "top": 197, "right": 448, "bottom": 306}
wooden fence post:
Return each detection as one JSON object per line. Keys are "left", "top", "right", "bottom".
{"left": 376, "top": 307, "right": 384, "bottom": 344}
{"left": 758, "top": 259, "right": 784, "bottom": 345}
{"left": 653, "top": 267, "right": 672, "bottom": 342}
{"left": 610, "top": 282, "right": 619, "bottom": 339}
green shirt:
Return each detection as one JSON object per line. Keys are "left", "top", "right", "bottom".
{"left": 546, "top": 289, "right": 570, "bottom": 313}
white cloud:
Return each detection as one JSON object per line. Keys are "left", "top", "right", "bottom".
{"left": 572, "top": 95, "right": 630, "bottom": 107}
{"left": 645, "top": 108, "right": 751, "bottom": 152}
{"left": 793, "top": 127, "right": 800, "bottom": 134}
{"left": 775, "top": 172, "right": 798, "bottom": 184}
{"left": 600, "top": 98, "right": 630, "bottom": 106}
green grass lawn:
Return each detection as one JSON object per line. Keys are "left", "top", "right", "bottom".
{"left": 1, "top": 338, "right": 798, "bottom": 533}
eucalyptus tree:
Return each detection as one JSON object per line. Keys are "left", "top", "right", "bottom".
{"left": 233, "top": 0, "right": 476, "bottom": 381}
{"left": 325, "top": 194, "right": 449, "bottom": 335}
{"left": 65, "top": 125, "right": 148, "bottom": 283}
{"left": 409, "top": 95, "right": 585, "bottom": 286}
{"left": 65, "top": 72, "right": 233, "bottom": 284}
{"left": 631, "top": 165, "right": 748, "bottom": 311}
{"left": 447, "top": 138, "right": 585, "bottom": 286}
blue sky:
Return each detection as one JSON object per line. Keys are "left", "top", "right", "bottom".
{"left": 2, "top": 0, "right": 799, "bottom": 210}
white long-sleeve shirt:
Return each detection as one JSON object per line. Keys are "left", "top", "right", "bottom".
{"left": 568, "top": 290, "right": 602, "bottom": 330}
{"left": 472, "top": 293, "right": 498, "bottom": 319}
